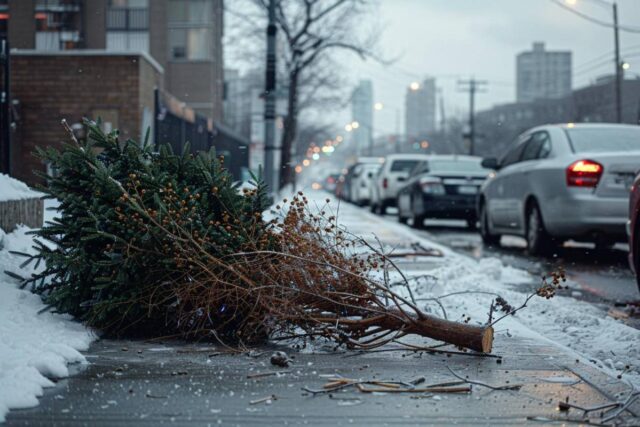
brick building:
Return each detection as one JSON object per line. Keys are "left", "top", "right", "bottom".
{"left": 10, "top": 50, "right": 163, "bottom": 185}
{"left": 0, "top": 0, "right": 249, "bottom": 185}
{"left": 3, "top": 0, "right": 224, "bottom": 120}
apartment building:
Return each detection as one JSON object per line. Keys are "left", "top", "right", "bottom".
{"left": 3, "top": 0, "right": 223, "bottom": 120}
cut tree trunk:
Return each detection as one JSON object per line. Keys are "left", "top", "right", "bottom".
{"left": 377, "top": 309, "right": 493, "bottom": 353}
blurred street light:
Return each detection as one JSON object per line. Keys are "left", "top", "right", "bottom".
{"left": 345, "top": 124, "right": 353, "bottom": 132}
{"left": 303, "top": 159, "right": 310, "bottom": 166}
{"left": 374, "top": 102, "right": 384, "bottom": 110}
{"left": 410, "top": 82, "right": 420, "bottom": 91}
{"left": 622, "top": 62, "right": 630, "bottom": 70}
{"left": 312, "top": 153, "right": 320, "bottom": 160}
{"left": 295, "top": 165, "right": 303, "bottom": 173}
{"left": 351, "top": 121, "right": 360, "bottom": 129}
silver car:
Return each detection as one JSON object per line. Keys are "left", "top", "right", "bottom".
{"left": 478, "top": 123, "right": 640, "bottom": 255}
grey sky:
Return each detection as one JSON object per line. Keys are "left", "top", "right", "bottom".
{"left": 333, "top": 0, "right": 640, "bottom": 136}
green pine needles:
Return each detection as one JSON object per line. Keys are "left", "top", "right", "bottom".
{"left": 21, "top": 120, "right": 270, "bottom": 338}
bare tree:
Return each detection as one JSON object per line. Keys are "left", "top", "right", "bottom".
{"left": 240, "top": 0, "right": 380, "bottom": 188}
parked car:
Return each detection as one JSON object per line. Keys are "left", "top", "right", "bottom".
{"left": 335, "top": 172, "right": 347, "bottom": 199}
{"left": 342, "top": 157, "right": 383, "bottom": 202}
{"left": 397, "top": 156, "right": 491, "bottom": 229}
{"left": 627, "top": 172, "right": 640, "bottom": 292}
{"left": 348, "top": 163, "right": 381, "bottom": 206}
{"left": 370, "top": 154, "right": 430, "bottom": 214}
{"left": 478, "top": 123, "right": 640, "bottom": 255}
{"left": 323, "top": 173, "right": 340, "bottom": 193}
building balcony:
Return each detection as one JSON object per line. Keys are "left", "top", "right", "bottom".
{"left": 107, "top": 8, "right": 149, "bottom": 31}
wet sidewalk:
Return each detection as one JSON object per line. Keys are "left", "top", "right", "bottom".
{"left": 5, "top": 336, "right": 639, "bottom": 426}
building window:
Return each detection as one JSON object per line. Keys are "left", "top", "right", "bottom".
{"left": 35, "top": 0, "right": 82, "bottom": 51}
{"left": 168, "top": 0, "right": 214, "bottom": 61}
{"left": 107, "top": 0, "right": 149, "bottom": 53}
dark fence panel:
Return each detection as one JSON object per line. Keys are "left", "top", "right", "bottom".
{"left": 154, "top": 89, "right": 249, "bottom": 181}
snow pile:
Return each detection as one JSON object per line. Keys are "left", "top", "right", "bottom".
{"left": 0, "top": 226, "right": 95, "bottom": 422}
{"left": 0, "top": 174, "right": 44, "bottom": 202}
{"left": 321, "top": 192, "right": 640, "bottom": 390}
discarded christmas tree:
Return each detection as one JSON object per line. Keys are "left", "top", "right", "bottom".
{"left": 19, "top": 120, "right": 494, "bottom": 352}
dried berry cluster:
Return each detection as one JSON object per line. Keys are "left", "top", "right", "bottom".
{"left": 537, "top": 268, "right": 568, "bottom": 299}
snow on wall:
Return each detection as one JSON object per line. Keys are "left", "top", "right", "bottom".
{"left": 0, "top": 174, "right": 44, "bottom": 202}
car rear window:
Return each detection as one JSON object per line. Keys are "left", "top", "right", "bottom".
{"left": 429, "top": 159, "right": 487, "bottom": 173}
{"left": 390, "top": 160, "right": 420, "bottom": 172}
{"left": 566, "top": 127, "right": 640, "bottom": 153}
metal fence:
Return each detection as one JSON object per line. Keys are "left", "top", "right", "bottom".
{"left": 154, "top": 89, "right": 249, "bottom": 181}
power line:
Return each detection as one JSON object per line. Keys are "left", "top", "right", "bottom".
{"left": 549, "top": 0, "right": 640, "bottom": 33}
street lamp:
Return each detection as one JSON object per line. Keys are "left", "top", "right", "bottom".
{"left": 410, "top": 82, "right": 420, "bottom": 91}
{"left": 374, "top": 102, "right": 384, "bottom": 111}
{"left": 351, "top": 121, "right": 360, "bottom": 129}
{"left": 345, "top": 124, "right": 353, "bottom": 132}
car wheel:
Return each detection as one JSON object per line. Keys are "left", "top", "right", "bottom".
{"left": 466, "top": 218, "right": 478, "bottom": 230}
{"left": 594, "top": 239, "right": 615, "bottom": 252}
{"left": 526, "top": 203, "right": 554, "bottom": 256}
{"left": 479, "top": 203, "right": 500, "bottom": 246}
{"left": 370, "top": 202, "right": 377, "bottom": 213}
{"left": 379, "top": 202, "right": 387, "bottom": 215}
{"left": 411, "top": 214, "right": 424, "bottom": 229}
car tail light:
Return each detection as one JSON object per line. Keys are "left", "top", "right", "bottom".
{"left": 327, "top": 177, "right": 335, "bottom": 184}
{"left": 419, "top": 177, "right": 445, "bottom": 195}
{"left": 566, "top": 159, "right": 603, "bottom": 187}
{"left": 383, "top": 178, "right": 388, "bottom": 189}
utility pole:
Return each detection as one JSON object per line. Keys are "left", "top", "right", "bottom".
{"left": 395, "top": 108, "right": 401, "bottom": 153}
{"left": 263, "top": 0, "right": 278, "bottom": 192}
{"left": 0, "top": 37, "right": 10, "bottom": 175}
{"left": 457, "top": 78, "right": 487, "bottom": 156}
{"left": 613, "top": 1, "right": 622, "bottom": 123}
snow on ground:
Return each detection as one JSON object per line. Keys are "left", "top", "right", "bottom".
{"left": 0, "top": 202, "right": 94, "bottom": 422}
{"left": 299, "top": 190, "right": 640, "bottom": 390}
{"left": 0, "top": 174, "right": 44, "bottom": 202}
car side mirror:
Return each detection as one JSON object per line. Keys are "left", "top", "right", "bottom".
{"left": 481, "top": 157, "right": 499, "bottom": 170}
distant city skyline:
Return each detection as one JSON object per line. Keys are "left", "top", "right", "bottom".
{"left": 225, "top": 0, "right": 640, "bottom": 137}
{"left": 329, "top": 0, "right": 640, "bottom": 137}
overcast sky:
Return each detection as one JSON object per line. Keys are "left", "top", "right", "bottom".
{"left": 331, "top": 0, "right": 640, "bottom": 136}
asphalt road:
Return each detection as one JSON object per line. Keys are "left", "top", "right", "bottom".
{"left": 381, "top": 210, "right": 640, "bottom": 329}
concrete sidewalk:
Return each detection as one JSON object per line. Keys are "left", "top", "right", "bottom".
{"left": 5, "top": 337, "right": 639, "bottom": 426}
{"left": 5, "top": 199, "right": 640, "bottom": 426}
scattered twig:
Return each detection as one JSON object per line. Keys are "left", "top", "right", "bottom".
{"left": 601, "top": 392, "right": 640, "bottom": 423}
{"left": 145, "top": 393, "right": 168, "bottom": 399}
{"left": 355, "top": 383, "right": 470, "bottom": 394}
{"left": 447, "top": 367, "right": 522, "bottom": 391}
{"left": 247, "top": 370, "right": 292, "bottom": 379}
{"left": 249, "top": 395, "right": 276, "bottom": 405}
